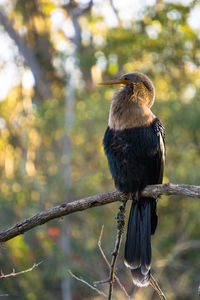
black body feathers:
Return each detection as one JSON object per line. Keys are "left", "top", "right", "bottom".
{"left": 103, "top": 118, "right": 164, "bottom": 193}
{"left": 103, "top": 118, "right": 165, "bottom": 286}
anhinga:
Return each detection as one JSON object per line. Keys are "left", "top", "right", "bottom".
{"left": 99, "top": 72, "right": 165, "bottom": 286}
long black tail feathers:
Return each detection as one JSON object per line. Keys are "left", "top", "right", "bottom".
{"left": 124, "top": 197, "right": 157, "bottom": 287}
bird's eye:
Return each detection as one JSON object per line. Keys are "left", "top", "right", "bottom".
{"left": 124, "top": 77, "right": 128, "bottom": 80}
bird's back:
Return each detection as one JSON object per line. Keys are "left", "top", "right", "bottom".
{"left": 103, "top": 118, "right": 164, "bottom": 194}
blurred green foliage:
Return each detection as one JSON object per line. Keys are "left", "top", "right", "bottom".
{"left": 0, "top": 0, "right": 200, "bottom": 299}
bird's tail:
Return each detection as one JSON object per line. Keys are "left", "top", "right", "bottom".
{"left": 124, "top": 197, "right": 157, "bottom": 287}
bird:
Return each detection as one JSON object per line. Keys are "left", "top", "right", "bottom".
{"left": 99, "top": 72, "right": 165, "bottom": 287}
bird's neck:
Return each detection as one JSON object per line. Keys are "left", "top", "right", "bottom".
{"left": 108, "top": 87, "right": 155, "bottom": 130}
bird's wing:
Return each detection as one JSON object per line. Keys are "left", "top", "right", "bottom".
{"left": 152, "top": 118, "right": 165, "bottom": 184}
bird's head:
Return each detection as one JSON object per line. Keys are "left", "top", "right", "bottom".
{"left": 98, "top": 72, "right": 155, "bottom": 108}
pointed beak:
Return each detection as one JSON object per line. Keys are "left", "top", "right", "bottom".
{"left": 97, "top": 78, "right": 126, "bottom": 86}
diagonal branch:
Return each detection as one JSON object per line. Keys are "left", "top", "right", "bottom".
{"left": 0, "top": 10, "right": 53, "bottom": 99}
{"left": 109, "top": 0, "right": 122, "bottom": 26}
{"left": 0, "top": 183, "right": 200, "bottom": 243}
{"left": 68, "top": 270, "right": 107, "bottom": 298}
{"left": 0, "top": 262, "right": 43, "bottom": 279}
{"left": 149, "top": 274, "right": 167, "bottom": 300}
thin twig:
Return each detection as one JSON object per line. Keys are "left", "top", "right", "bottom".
{"left": 94, "top": 278, "right": 110, "bottom": 285}
{"left": 149, "top": 274, "right": 168, "bottom": 300}
{"left": 68, "top": 270, "right": 107, "bottom": 298}
{"left": 96, "top": 225, "right": 131, "bottom": 299}
{"left": 98, "top": 226, "right": 110, "bottom": 271}
{"left": 0, "top": 261, "right": 43, "bottom": 279}
{"left": 108, "top": 200, "right": 128, "bottom": 300}
{"left": 109, "top": 0, "right": 122, "bottom": 26}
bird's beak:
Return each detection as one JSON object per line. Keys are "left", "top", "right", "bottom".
{"left": 97, "top": 78, "right": 126, "bottom": 86}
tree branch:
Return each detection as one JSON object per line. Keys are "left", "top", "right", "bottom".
{"left": 95, "top": 225, "right": 131, "bottom": 299}
{"left": 0, "top": 262, "right": 42, "bottom": 279}
{"left": 0, "top": 183, "right": 200, "bottom": 243}
{"left": 0, "top": 10, "right": 53, "bottom": 99}
{"left": 149, "top": 274, "right": 167, "bottom": 300}
{"left": 109, "top": 0, "right": 122, "bottom": 26}
{"left": 68, "top": 270, "right": 107, "bottom": 298}
{"left": 108, "top": 200, "right": 127, "bottom": 300}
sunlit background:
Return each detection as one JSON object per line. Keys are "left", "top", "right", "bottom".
{"left": 0, "top": 0, "right": 200, "bottom": 299}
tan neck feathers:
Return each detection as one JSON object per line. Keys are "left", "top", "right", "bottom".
{"left": 108, "top": 86, "right": 155, "bottom": 130}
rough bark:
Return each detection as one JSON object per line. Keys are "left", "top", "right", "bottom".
{"left": 0, "top": 183, "right": 200, "bottom": 243}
